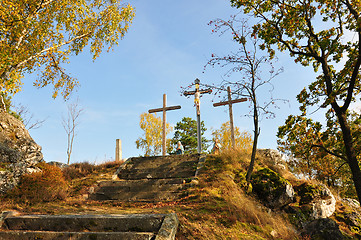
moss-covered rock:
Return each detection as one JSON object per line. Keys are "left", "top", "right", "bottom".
{"left": 251, "top": 168, "right": 294, "bottom": 209}
{"left": 295, "top": 182, "right": 323, "bottom": 205}
{"left": 294, "top": 182, "right": 336, "bottom": 219}
{"left": 301, "top": 218, "right": 346, "bottom": 240}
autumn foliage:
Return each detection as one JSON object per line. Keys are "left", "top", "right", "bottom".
{"left": 6, "top": 162, "right": 68, "bottom": 203}
{"left": 0, "top": 0, "right": 135, "bottom": 99}
{"left": 136, "top": 112, "right": 172, "bottom": 156}
{"left": 212, "top": 121, "right": 252, "bottom": 152}
{"left": 231, "top": 0, "right": 361, "bottom": 201}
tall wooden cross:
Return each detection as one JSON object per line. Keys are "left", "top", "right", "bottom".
{"left": 184, "top": 78, "right": 212, "bottom": 153}
{"left": 148, "top": 94, "right": 181, "bottom": 156}
{"left": 213, "top": 86, "right": 247, "bottom": 148}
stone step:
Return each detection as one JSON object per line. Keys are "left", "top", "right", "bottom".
{"left": 97, "top": 179, "right": 188, "bottom": 192}
{"left": 118, "top": 169, "right": 197, "bottom": 180}
{"left": 0, "top": 231, "right": 155, "bottom": 240}
{"left": 123, "top": 155, "right": 199, "bottom": 168}
{"left": 116, "top": 154, "right": 199, "bottom": 180}
{"left": 90, "top": 189, "right": 185, "bottom": 201}
{"left": 89, "top": 179, "right": 189, "bottom": 201}
{"left": 0, "top": 213, "right": 179, "bottom": 240}
{"left": 3, "top": 214, "right": 164, "bottom": 232}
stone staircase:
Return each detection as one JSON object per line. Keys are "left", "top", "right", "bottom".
{"left": 89, "top": 154, "right": 204, "bottom": 202}
{"left": 0, "top": 154, "right": 204, "bottom": 239}
{"left": 0, "top": 212, "right": 178, "bottom": 240}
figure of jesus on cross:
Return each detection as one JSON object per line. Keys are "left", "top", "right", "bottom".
{"left": 184, "top": 78, "right": 212, "bottom": 153}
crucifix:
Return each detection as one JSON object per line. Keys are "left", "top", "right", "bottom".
{"left": 184, "top": 78, "right": 212, "bottom": 153}
{"left": 148, "top": 94, "right": 181, "bottom": 156}
{"left": 213, "top": 86, "right": 247, "bottom": 148}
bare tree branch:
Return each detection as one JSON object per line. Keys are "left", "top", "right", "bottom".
{"left": 62, "top": 99, "right": 84, "bottom": 164}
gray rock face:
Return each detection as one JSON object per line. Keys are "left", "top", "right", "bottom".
{"left": 302, "top": 218, "right": 345, "bottom": 240}
{"left": 251, "top": 168, "right": 294, "bottom": 209}
{"left": 296, "top": 182, "right": 336, "bottom": 219}
{"left": 0, "top": 111, "right": 43, "bottom": 194}
{"left": 340, "top": 198, "right": 361, "bottom": 230}
{"left": 311, "top": 184, "right": 336, "bottom": 219}
{"left": 257, "top": 149, "right": 287, "bottom": 170}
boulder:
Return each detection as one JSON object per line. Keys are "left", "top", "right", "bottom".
{"left": 251, "top": 167, "right": 294, "bottom": 209}
{"left": 0, "top": 111, "right": 43, "bottom": 194}
{"left": 295, "top": 182, "right": 336, "bottom": 219}
{"left": 257, "top": 149, "right": 287, "bottom": 170}
{"left": 302, "top": 218, "right": 345, "bottom": 240}
{"left": 337, "top": 198, "right": 361, "bottom": 236}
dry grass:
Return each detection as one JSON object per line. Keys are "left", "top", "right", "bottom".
{"left": 175, "top": 151, "right": 298, "bottom": 240}
{"left": 0, "top": 153, "right": 299, "bottom": 239}
{"left": 64, "top": 159, "right": 123, "bottom": 197}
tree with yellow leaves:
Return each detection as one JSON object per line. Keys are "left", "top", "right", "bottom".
{"left": 0, "top": 0, "right": 135, "bottom": 104}
{"left": 212, "top": 121, "right": 252, "bottom": 153}
{"left": 136, "top": 113, "right": 172, "bottom": 156}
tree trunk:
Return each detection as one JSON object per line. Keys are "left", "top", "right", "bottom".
{"left": 246, "top": 102, "right": 259, "bottom": 182}
{"left": 335, "top": 110, "right": 361, "bottom": 202}
{"left": 0, "top": 95, "right": 6, "bottom": 112}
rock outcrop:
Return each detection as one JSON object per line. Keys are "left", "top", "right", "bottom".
{"left": 0, "top": 111, "right": 43, "bottom": 194}
{"left": 302, "top": 218, "right": 345, "bottom": 240}
{"left": 295, "top": 182, "right": 336, "bottom": 219}
{"left": 251, "top": 167, "right": 294, "bottom": 209}
{"left": 257, "top": 148, "right": 288, "bottom": 170}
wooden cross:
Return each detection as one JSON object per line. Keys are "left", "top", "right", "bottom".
{"left": 213, "top": 86, "right": 247, "bottom": 148}
{"left": 148, "top": 94, "right": 181, "bottom": 156}
{"left": 184, "top": 78, "right": 212, "bottom": 153}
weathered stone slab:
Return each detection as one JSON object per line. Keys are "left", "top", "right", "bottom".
{"left": 4, "top": 214, "right": 164, "bottom": 232}
{"left": 116, "top": 155, "right": 199, "bottom": 180}
{"left": 0, "top": 231, "right": 155, "bottom": 240}
{"left": 91, "top": 189, "right": 185, "bottom": 202}
{"left": 0, "top": 213, "right": 179, "bottom": 240}
{"left": 90, "top": 179, "right": 188, "bottom": 201}
{"left": 156, "top": 213, "right": 179, "bottom": 240}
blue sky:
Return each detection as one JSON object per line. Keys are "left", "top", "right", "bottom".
{"left": 13, "top": 0, "right": 326, "bottom": 164}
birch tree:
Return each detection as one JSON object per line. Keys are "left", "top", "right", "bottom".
{"left": 62, "top": 100, "right": 83, "bottom": 165}
{"left": 136, "top": 113, "right": 172, "bottom": 156}
{"left": 0, "top": 0, "right": 134, "bottom": 101}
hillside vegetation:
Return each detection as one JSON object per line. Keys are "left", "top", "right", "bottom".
{"left": 0, "top": 150, "right": 360, "bottom": 239}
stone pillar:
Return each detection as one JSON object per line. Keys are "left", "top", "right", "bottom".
{"left": 115, "top": 139, "right": 122, "bottom": 161}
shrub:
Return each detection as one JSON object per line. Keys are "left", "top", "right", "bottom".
{"left": 97, "top": 159, "right": 122, "bottom": 171}
{"left": 7, "top": 162, "right": 68, "bottom": 203}
{"left": 62, "top": 162, "right": 96, "bottom": 180}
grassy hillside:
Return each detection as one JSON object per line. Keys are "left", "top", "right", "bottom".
{"left": 0, "top": 150, "right": 359, "bottom": 239}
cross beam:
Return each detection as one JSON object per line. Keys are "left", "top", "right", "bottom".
{"left": 184, "top": 89, "right": 212, "bottom": 95}
{"left": 148, "top": 94, "right": 181, "bottom": 156}
{"left": 213, "top": 86, "right": 247, "bottom": 148}
{"left": 183, "top": 78, "right": 212, "bottom": 153}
